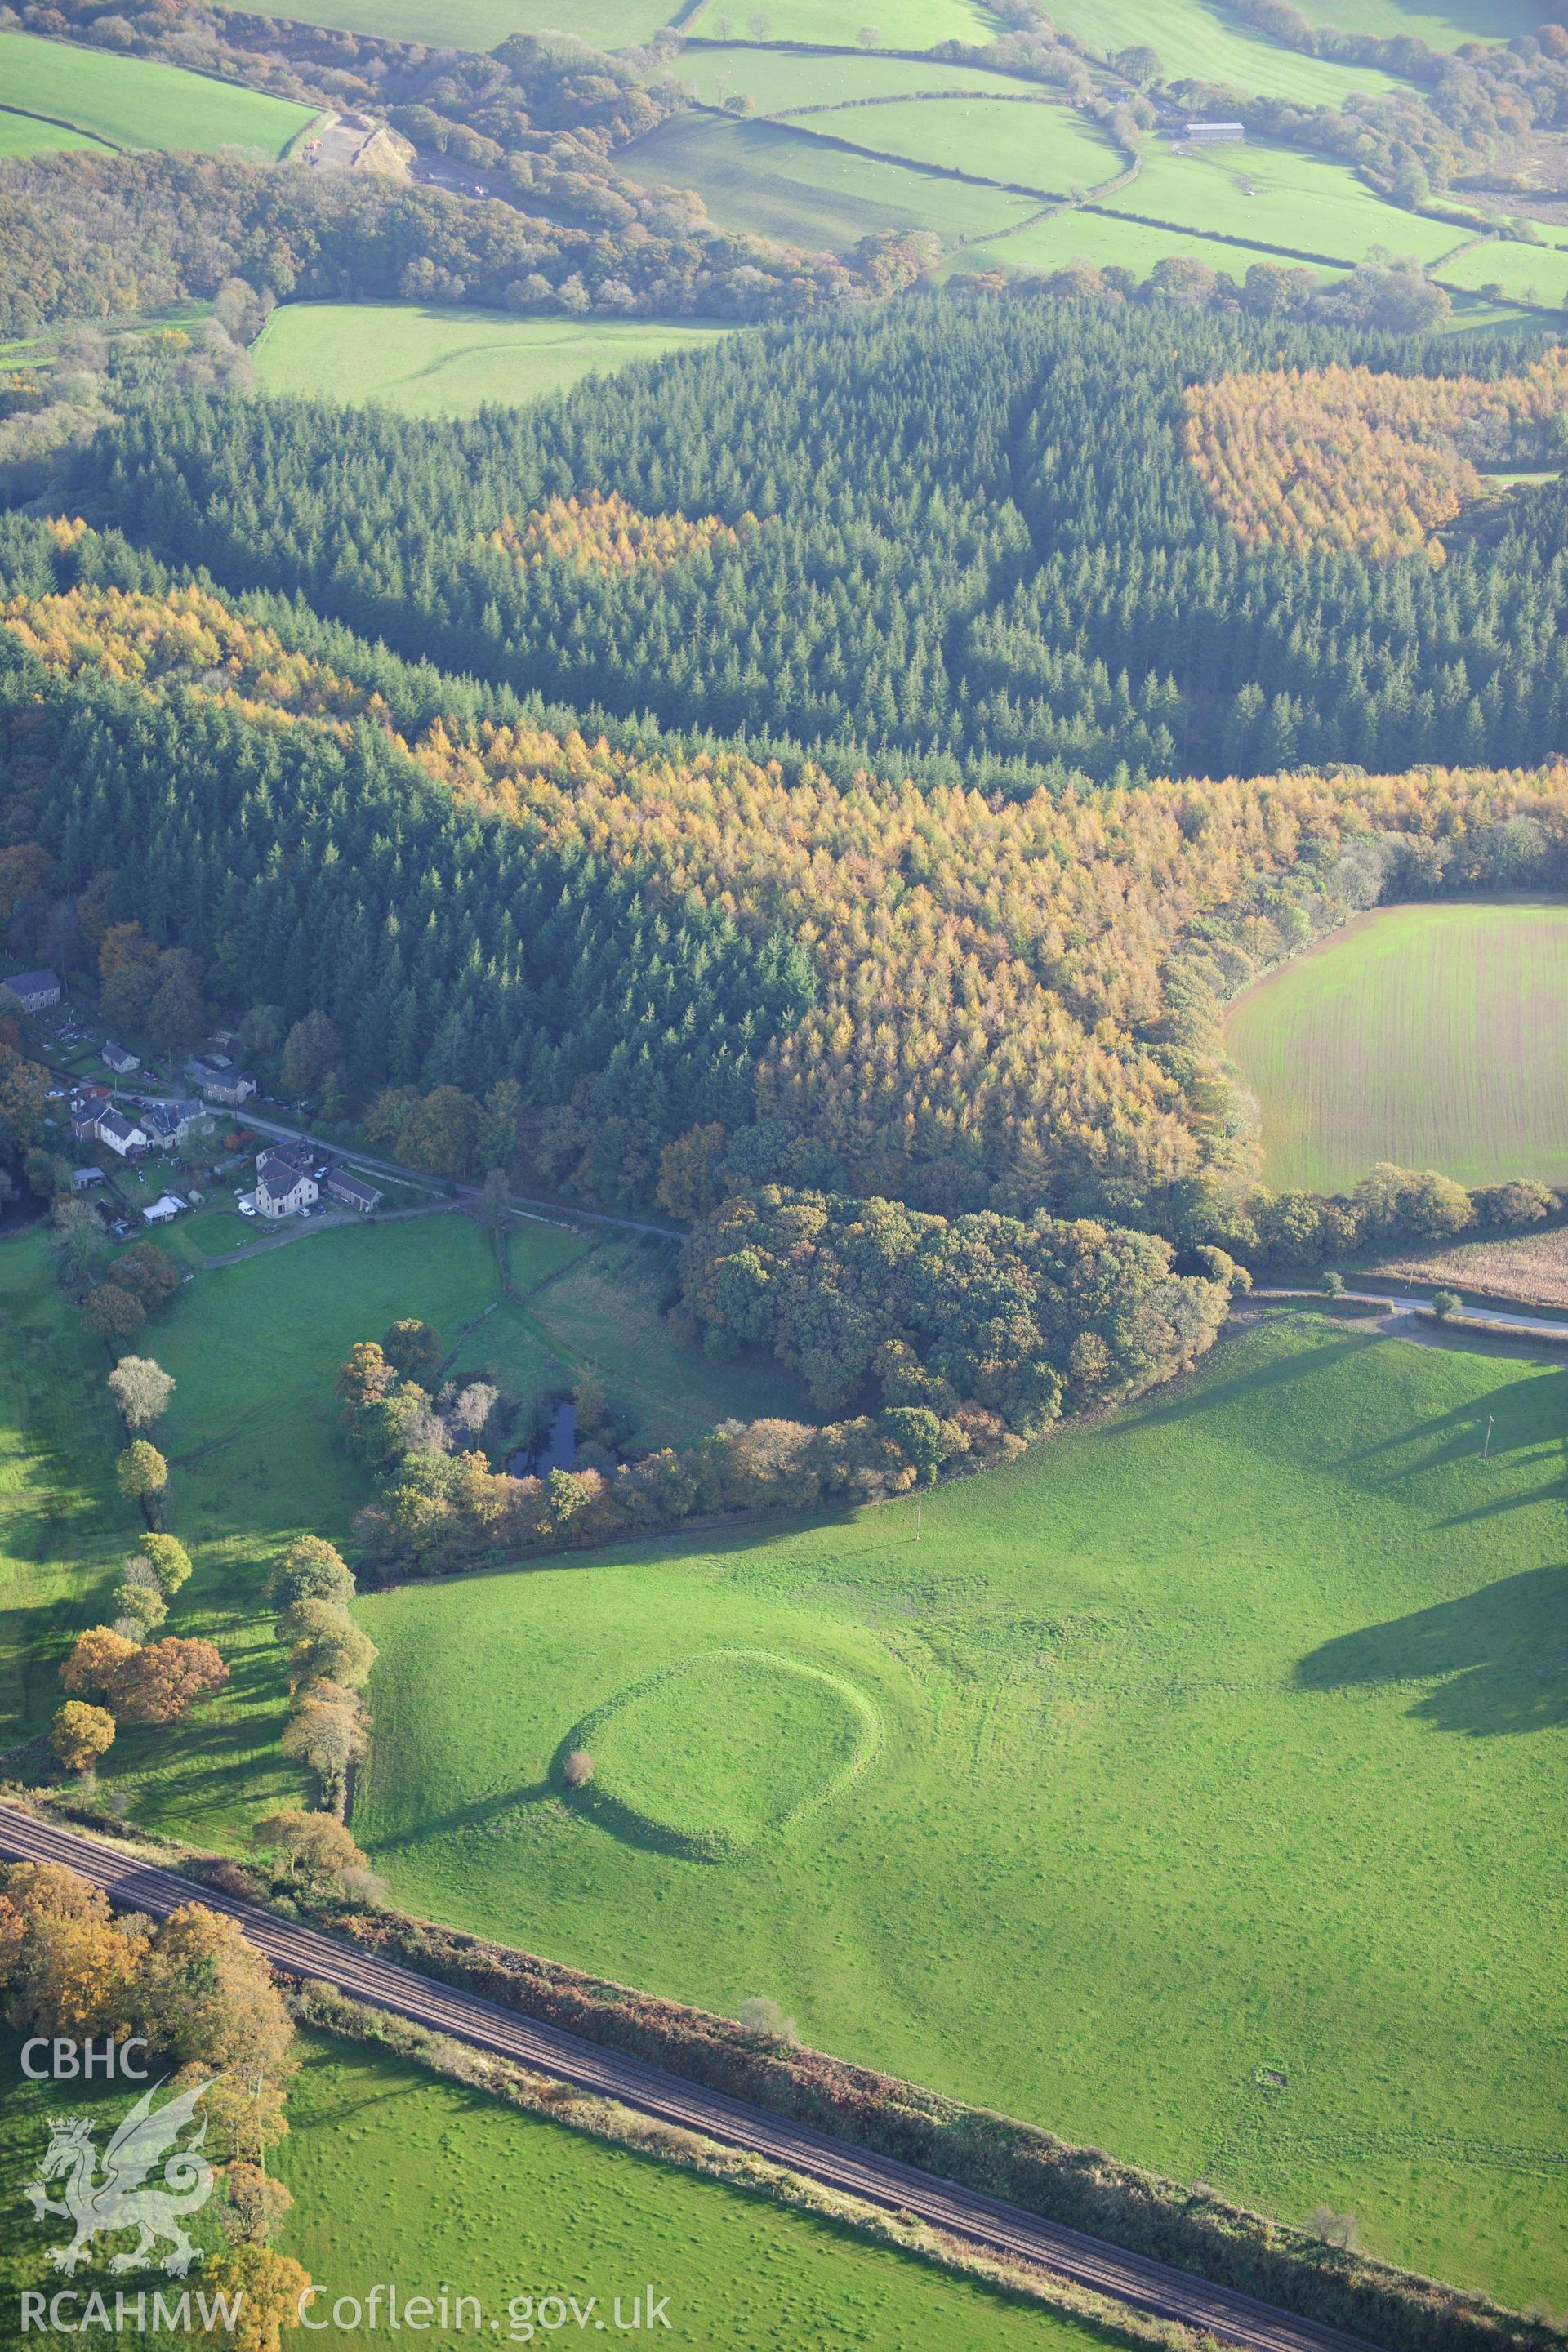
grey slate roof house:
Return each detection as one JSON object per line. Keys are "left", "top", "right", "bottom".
{"left": 185, "top": 1053, "right": 257, "bottom": 1105}
{"left": 2, "top": 969, "right": 61, "bottom": 1014}
{"left": 97, "top": 1108, "right": 150, "bottom": 1157}
{"left": 101, "top": 1042, "right": 140, "bottom": 1076}
{"left": 256, "top": 1139, "right": 330, "bottom": 1220}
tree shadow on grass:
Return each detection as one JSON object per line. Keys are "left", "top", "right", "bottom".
{"left": 1295, "top": 1565, "right": 1568, "bottom": 1735}
{"left": 367, "top": 1782, "right": 553, "bottom": 1854}
{"left": 1098, "top": 1335, "right": 1355, "bottom": 1436}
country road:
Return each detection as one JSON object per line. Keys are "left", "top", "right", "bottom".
{"left": 1250, "top": 1286, "right": 1568, "bottom": 1343}
{"left": 238, "top": 1111, "right": 682, "bottom": 1242}
{"left": 0, "top": 1806, "right": 1379, "bottom": 2352}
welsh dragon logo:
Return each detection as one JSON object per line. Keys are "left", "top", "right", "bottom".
{"left": 24, "top": 2078, "right": 214, "bottom": 2275}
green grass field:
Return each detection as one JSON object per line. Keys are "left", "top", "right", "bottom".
{"left": 940, "top": 207, "right": 1334, "bottom": 284}
{"left": 1293, "top": 0, "right": 1538, "bottom": 39}
{"left": 1436, "top": 234, "right": 1568, "bottom": 313}
{"left": 1101, "top": 140, "right": 1461, "bottom": 265}
{"left": 580, "top": 1649, "right": 882, "bottom": 1856}
{"left": 1224, "top": 899, "right": 1568, "bottom": 1193}
{"left": 447, "top": 1229, "right": 813, "bottom": 1449}
{"left": 702, "top": 0, "right": 1000, "bottom": 44}
{"left": 0, "top": 2028, "right": 1113, "bottom": 2352}
{"left": 1038, "top": 0, "right": 1411, "bottom": 104}
{"left": 675, "top": 45, "right": 1018, "bottom": 109}
{"left": 0, "top": 1232, "right": 144, "bottom": 1766}
{"left": 0, "top": 109, "right": 110, "bottom": 157}
{"left": 214, "top": 0, "right": 674, "bottom": 47}
{"left": 252, "top": 305, "right": 740, "bottom": 416}
{"left": 354, "top": 1313, "right": 1568, "bottom": 2308}
{"left": 815, "top": 94, "right": 1120, "bottom": 195}
{"left": 0, "top": 29, "right": 317, "bottom": 158}
{"left": 0, "top": 1212, "right": 805, "bottom": 1846}
{"left": 621, "top": 113, "right": 1040, "bottom": 247}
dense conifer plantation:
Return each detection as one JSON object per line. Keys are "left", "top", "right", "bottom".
{"left": 58, "top": 301, "right": 1568, "bottom": 791}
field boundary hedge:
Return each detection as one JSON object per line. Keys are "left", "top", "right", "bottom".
{"left": 289, "top": 1892, "right": 1553, "bottom": 2352}
{"left": 694, "top": 101, "right": 1071, "bottom": 203}
{"left": 11, "top": 1806, "right": 1562, "bottom": 2352}
{"left": 1079, "top": 202, "right": 1353, "bottom": 270}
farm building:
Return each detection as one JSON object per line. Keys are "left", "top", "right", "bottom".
{"left": 1182, "top": 121, "right": 1245, "bottom": 144}
{"left": 325, "top": 1169, "right": 383, "bottom": 1214}
{"left": 101, "top": 1041, "right": 140, "bottom": 1076}
{"left": 1, "top": 968, "right": 61, "bottom": 1013}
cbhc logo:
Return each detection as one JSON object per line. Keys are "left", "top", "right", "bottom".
{"left": 20, "top": 2039, "right": 149, "bottom": 2080}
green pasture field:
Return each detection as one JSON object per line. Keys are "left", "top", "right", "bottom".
{"left": 621, "top": 113, "right": 1040, "bottom": 247}
{"left": 0, "top": 1212, "right": 805, "bottom": 1846}
{"left": 674, "top": 44, "right": 1020, "bottom": 109}
{"left": 176, "top": 1205, "right": 259, "bottom": 1256}
{"left": 0, "top": 29, "right": 318, "bottom": 158}
{"left": 354, "top": 1312, "right": 1568, "bottom": 2307}
{"left": 1435, "top": 234, "right": 1568, "bottom": 312}
{"left": 817, "top": 93, "right": 1120, "bottom": 195}
{"left": 213, "top": 0, "right": 675, "bottom": 47}
{"left": 939, "top": 206, "right": 1334, "bottom": 284}
{"left": 1224, "top": 899, "right": 1568, "bottom": 1193}
{"left": 446, "top": 1229, "right": 813, "bottom": 1449}
{"left": 702, "top": 0, "right": 1001, "bottom": 45}
{"left": 0, "top": 2027, "right": 1113, "bottom": 2352}
{"left": 0, "top": 1233, "right": 144, "bottom": 1762}
{"left": 252, "top": 303, "right": 738, "bottom": 416}
{"left": 1038, "top": 0, "right": 1410, "bottom": 104}
{"left": 0, "top": 110, "right": 109, "bottom": 157}
{"left": 1293, "top": 0, "right": 1539, "bottom": 38}
{"left": 1100, "top": 140, "right": 1461, "bottom": 265}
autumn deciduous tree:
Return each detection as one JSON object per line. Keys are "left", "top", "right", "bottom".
{"left": 82, "top": 1282, "right": 147, "bottom": 1349}
{"left": 336, "top": 1339, "right": 394, "bottom": 1414}
{"left": 62, "top": 1625, "right": 140, "bottom": 1700}
{"left": 114, "top": 1242, "right": 180, "bottom": 1312}
{"left": 199, "top": 2246, "right": 313, "bottom": 2352}
{"left": 112, "top": 1572, "right": 167, "bottom": 1636}
{"left": 176, "top": 2063, "right": 291, "bottom": 2165}
{"left": 221, "top": 2163, "right": 296, "bottom": 2247}
{"left": 50, "top": 1700, "right": 116, "bottom": 1775}
{"left": 138, "top": 1904, "right": 296, "bottom": 2081}
{"left": 107, "top": 1353, "right": 176, "bottom": 1428}
{"left": 65, "top": 1626, "right": 227, "bottom": 1724}
{"left": 0, "top": 1864, "right": 142, "bottom": 2039}
{"left": 656, "top": 1122, "right": 727, "bottom": 1221}
{"left": 265, "top": 1535, "right": 355, "bottom": 1614}
{"left": 281, "top": 1691, "right": 365, "bottom": 1794}
{"left": 140, "top": 1532, "right": 193, "bottom": 1594}
{"left": 252, "top": 1810, "right": 368, "bottom": 1887}
{"left": 113, "top": 1636, "right": 229, "bottom": 1725}
{"left": 51, "top": 1196, "right": 107, "bottom": 1290}
{"left": 285, "top": 1605, "right": 376, "bottom": 1690}
{"left": 116, "top": 1438, "right": 168, "bottom": 1503}
{"left": 381, "top": 1318, "right": 443, "bottom": 1386}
